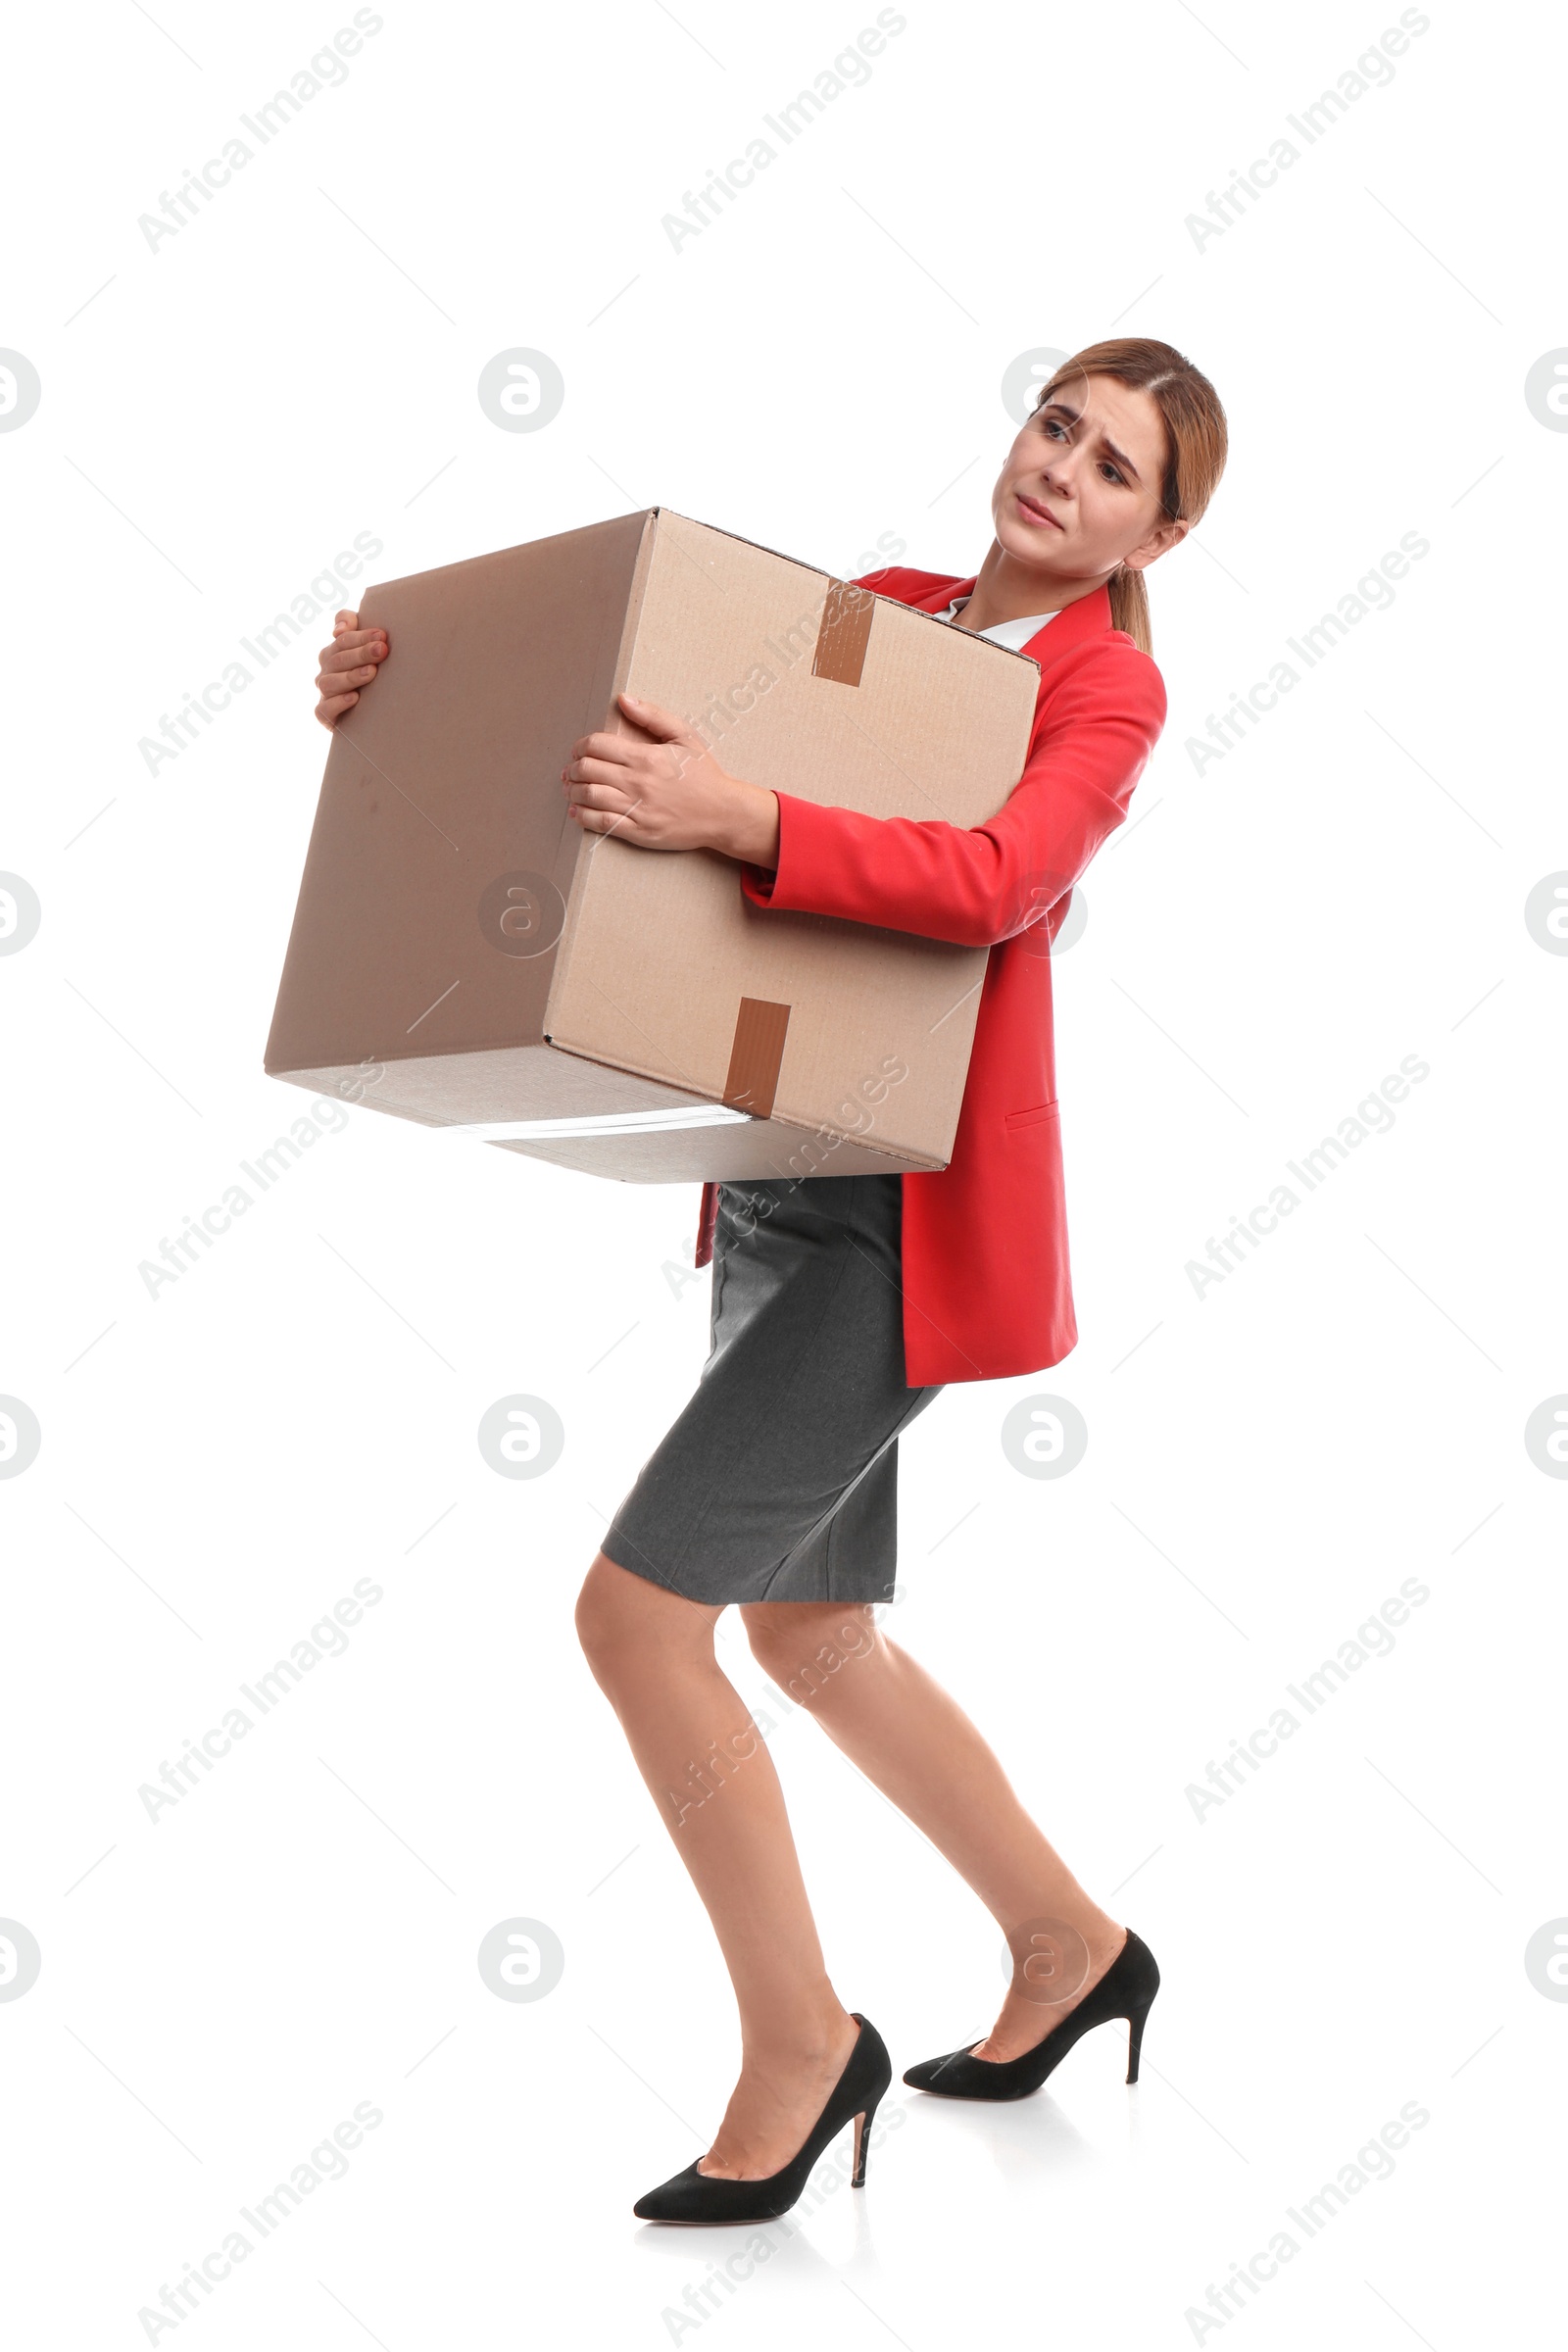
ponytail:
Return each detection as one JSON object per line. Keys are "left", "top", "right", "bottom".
{"left": 1107, "top": 564, "right": 1152, "bottom": 656}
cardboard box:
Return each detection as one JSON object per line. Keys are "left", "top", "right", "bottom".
{"left": 264, "top": 510, "right": 1040, "bottom": 1182}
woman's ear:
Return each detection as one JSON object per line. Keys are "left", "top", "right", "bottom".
{"left": 1122, "top": 514, "right": 1191, "bottom": 574}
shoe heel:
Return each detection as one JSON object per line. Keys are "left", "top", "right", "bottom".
{"left": 851, "top": 2096, "right": 881, "bottom": 2186}
{"left": 1126, "top": 2000, "right": 1152, "bottom": 2084}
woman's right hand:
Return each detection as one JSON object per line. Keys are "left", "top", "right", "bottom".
{"left": 315, "top": 609, "right": 389, "bottom": 728}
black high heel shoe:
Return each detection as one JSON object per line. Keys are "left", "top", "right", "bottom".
{"left": 903, "top": 1929, "right": 1159, "bottom": 2101}
{"left": 633, "top": 2014, "right": 892, "bottom": 2224}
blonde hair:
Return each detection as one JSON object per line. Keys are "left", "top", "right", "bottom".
{"left": 1034, "top": 339, "right": 1228, "bottom": 655}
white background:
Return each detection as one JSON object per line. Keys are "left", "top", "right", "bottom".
{"left": 3, "top": 1, "right": 1564, "bottom": 2345}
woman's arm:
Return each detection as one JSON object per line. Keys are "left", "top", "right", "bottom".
{"left": 738, "top": 646, "right": 1166, "bottom": 947}
{"left": 563, "top": 640, "right": 1165, "bottom": 944}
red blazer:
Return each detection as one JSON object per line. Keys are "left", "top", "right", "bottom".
{"left": 695, "top": 568, "right": 1167, "bottom": 1386}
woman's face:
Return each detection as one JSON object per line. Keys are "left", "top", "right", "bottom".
{"left": 989, "top": 371, "right": 1188, "bottom": 584}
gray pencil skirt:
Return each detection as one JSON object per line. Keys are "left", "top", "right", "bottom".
{"left": 600, "top": 1173, "right": 943, "bottom": 1607}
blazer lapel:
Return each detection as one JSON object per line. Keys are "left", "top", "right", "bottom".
{"left": 1019, "top": 584, "right": 1114, "bottom": 676}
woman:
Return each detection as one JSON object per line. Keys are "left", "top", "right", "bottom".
{"left": 315, "top": 335, "right": 1228, "bottom": 2226}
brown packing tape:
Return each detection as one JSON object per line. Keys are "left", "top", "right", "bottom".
{"left": 722, "top": 997, "right": 792, "bottom": 1118}
{"left": 810, "top": 580, "right": 875, "bottom": 688}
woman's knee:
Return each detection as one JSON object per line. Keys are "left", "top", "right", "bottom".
{"left": 574, "top": 1551, "right": 715, "bottom": 1686}
{"left": 574, "top": 1553, "right": 648, "bottom": 1677}
{"left": 740, "top": 1600, "right": 883, "bottom": 1701}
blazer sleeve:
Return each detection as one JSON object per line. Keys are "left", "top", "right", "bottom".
{"left": 738, "top": 640, "right": 1166, "bottom": 949}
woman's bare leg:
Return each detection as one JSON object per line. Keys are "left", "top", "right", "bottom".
{"left": 574, "top": 1553, "right": 859, "bottom": 2176}
{"left": 740, "top": 1598, "right": 1126, "bottom": 2061}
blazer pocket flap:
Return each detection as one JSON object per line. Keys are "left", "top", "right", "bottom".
{"left": 1004, "top": 1101, "right": 1059, "bottom": 1131}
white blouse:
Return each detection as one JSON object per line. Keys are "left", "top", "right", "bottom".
{"left": 934, "top": 597, "right": 1057, "bottom": 652}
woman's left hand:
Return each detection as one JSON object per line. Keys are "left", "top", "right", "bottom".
{"left": 563, "top": 693, "right": 780, "bottom": 865}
